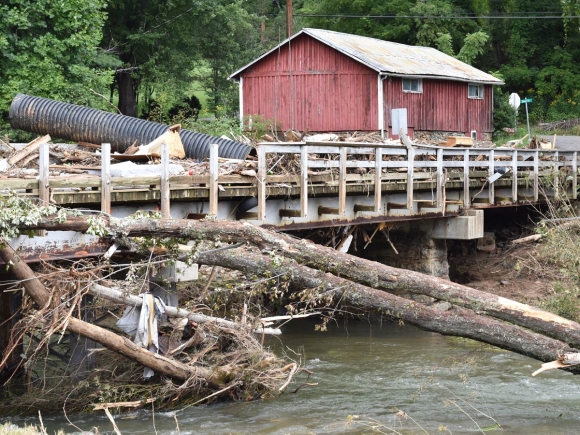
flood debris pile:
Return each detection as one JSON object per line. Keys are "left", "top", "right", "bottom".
{"left": 0, "top": 253, "right": 301, "bottom": 415}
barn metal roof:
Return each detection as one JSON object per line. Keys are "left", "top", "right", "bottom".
{"left": 230, "top": 28, "right": 504, "bottom": 85}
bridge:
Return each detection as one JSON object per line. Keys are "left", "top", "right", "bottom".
{"left": 3, "top": 137, "right": 577, "bottom": 263}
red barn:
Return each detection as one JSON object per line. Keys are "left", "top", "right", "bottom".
{"left": 229, "top": 28, "right": 503, "bottom": 140}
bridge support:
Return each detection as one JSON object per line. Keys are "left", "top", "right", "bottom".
{"left": 360, "top": 222, "right": 450, "bottom": 279}
{"left": 357, "top": 212, "right": 483, "bottom": 280}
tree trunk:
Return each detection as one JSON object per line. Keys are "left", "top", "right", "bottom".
{"left": 196, "top": 245, "right": 577, "bottom": 365}
{"left": 26, "top": 216, "right": 580, "bottom": 349}
{"left": 0, "top": 243, "right": 216, "bottom": 383}
{"left": 89, "top": 283, "right": 280, "bottom": 335}
{"left": 116, "top": 54, "right": 138, "bottom": 117}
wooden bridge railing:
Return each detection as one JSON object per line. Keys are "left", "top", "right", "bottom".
{"left": 2, "top": 140, "right": 578, "bottom": 223}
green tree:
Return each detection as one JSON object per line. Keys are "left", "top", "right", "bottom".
{"left": 297, "top": 0, "right": 414, "bottom": 43}
{"left": 102, "top": 0, "right": 261, "bottom": 118}
{"left": 0, "top": 0, "right": 112, "bottom": 130}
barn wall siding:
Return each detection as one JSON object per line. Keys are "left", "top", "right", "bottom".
{"left": 242, "top": 34, "right": 378, "bottom": 132}
{"left": 240, "top": 34, "right": 494, "bottom": 136}
{"left": 384, "top": 78, "right": 493, "bottom": 137}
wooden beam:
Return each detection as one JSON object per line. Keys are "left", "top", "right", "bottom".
{"left": 436, "top": 148, "right": 443, "bottom": 209}
{"left": 101, "top": 143, "right": 111, "bottom": 214}
{"left": 300, "top": 145, "right": 308, "bottom": 217}
{"left": 8, "top": 135, "right": 50, "bottom": 166}
{"left": 354, "top": 204, "right": 375, "bottom": 212}
{"left": 318, "top": 206, "right": 339, "bottom": 215}
{"left": 573, "top": 151, "right": 578, "bottom": 200}
{"left": 257, "top": 145, "right": 266, "bottom": 221}
{"left": 512, "top": 150, "right": 518, "bottom": 203}
{"left": 339, "top": 147, "right": 347, "bottom": 215}
{"left": 463, "top": 148, "right": 470, "bottom": 208}
{"left": 488, "top": 149, "right": 495, "bottom": 205}
{"left": 534, "top": 150, "right": 539, "bottom": 202}
{"left": 279, "top": 209, "right": 301, "bottom": 218}
{"left": 554, "top": 150, "right": 560, "bottom": 200}
{"left": 160, "top": 143, "right": 171, "bottom": 218}
{"left": 374, "top": 147, "right": 382, "bottom": 212}
{"left": 400, "top": 130, "right": 414, "bottom": 211}
{"left": 209, "top": 143, "right": 219, "bottom": 217}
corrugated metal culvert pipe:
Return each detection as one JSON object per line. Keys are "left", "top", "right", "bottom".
{"left": 9, "top": 94, "right": 252, "bottom": 160}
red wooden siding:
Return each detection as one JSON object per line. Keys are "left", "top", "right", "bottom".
{"left": 242, "top": 34, "right": 378, "bottom": 132}
{"left": 239, "top": 34, "right": 495, "bottom": 137}
{"left": 384, "top": 78, "right": 493, "bottom": 137}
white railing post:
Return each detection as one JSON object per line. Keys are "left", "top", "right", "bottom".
{"left": 257, "top": 145, "right": 266, "bottom": 221}
{"left": 436, "top": 148, "right": 443, "bottom": 209}
{"left": 39, "top": 142, "right": 49, "bottom": 207}
{"left": 463, "top": 148, "right": 470, "bottom": 208}
{"left": 533, "top": 150, "right": 539, "bottom": 202}
{"left": 160, "top": 143, "right": 171, "bottom": 218}
{"left": 209, "top": 143, "right": 219, "bottom": 217}
{"left": 101, "top": 143, "right": 111, "bottom": 214}
{"left": 488, "top": 149, "right": 495, "bottom": 205}
{"left": 512, "top": 149, "right": 518, "bottom": 203}
{"left": 573, "top": 152, "right": 578, "bottom": 200}
{"left": 339, "top": 147, "right": 347, "bottom": 215}
{"left": 300, "top": 145, "right": 308, "bottom": 217}
{"left": 374, "top": 147, "right": 382, "bottom": 212}
{"left": 407, "top": 146, "right": 415, "bottom": 210}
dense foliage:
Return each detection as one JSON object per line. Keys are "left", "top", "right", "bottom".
{"left": 1, "top": 0, "right": 580, "bottom": 132}
{"left": 296, "top": 0, "right": 580, "bottom": 125}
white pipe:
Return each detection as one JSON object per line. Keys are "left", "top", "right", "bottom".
{"left": 378, "top": 74, "right": 389, "bottom": 138}
{"left": 239, "top": 77, "right": 244, "bottom": 129}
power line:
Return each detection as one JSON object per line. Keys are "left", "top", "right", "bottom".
{"left": 293, "top": 13, "right": 580, "bottom": 20}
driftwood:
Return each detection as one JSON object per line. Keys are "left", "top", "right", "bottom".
{"left": 22, "top": 216, "right": 580, "bottom": 350}
{"left": 90, "top": 283, "right": 281, "bottom": 335}
{"left": 16, "top": 216, "right": 580, "bottom": 368}
{"left": 0, "top": 242, "right": 221, "bottom": 383}
{"left": 512, "top": 234, "right": 543, "bottom": 244}
{"left": 532, "top": 353, "right": 580, "bottom": 377}
{"left": 7, "top": 135, "right": 50, "bottom": 165}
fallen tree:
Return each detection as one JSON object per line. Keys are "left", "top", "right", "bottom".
{"left": 24, "top": 215, "right": 580, "bottom": 350}
{"left": 3, "top": 204, "right": 580, "bottom": 414}
{"left": 197, "top": 244, "right": 575, "bottom": 363}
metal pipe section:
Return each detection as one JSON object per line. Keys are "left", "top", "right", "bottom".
{"left": 9, "top": 94, "right": 252, "bottom": 160}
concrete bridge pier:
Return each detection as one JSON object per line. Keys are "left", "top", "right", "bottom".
{"left": 357, "top": 210, "right": 484, "bottom": 281}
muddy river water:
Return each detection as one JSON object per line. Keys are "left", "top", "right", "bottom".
{"left": 7, "top": 320, "right": 580, "bottom": 434}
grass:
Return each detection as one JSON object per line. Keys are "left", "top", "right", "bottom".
{"left": 0, "top": 422, "right": 64, "bottom": 435}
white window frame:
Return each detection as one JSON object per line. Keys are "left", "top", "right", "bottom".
{"left": 402, "top": 78, "right": 423, "bottom": 93}
{"left": 468, "top": 83, "right": 484, "bottom": 99}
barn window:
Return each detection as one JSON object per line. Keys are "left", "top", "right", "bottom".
{"left": 402, "top": 78, "right": 422, "bottom": 93}
{"left": 468, "top": 84, "right": 484, "bottom": 99}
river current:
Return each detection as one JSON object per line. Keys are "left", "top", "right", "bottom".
{"left": 5, "top": 319, "right": 580, "bottom": 434}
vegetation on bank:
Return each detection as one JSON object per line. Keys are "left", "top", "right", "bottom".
{"left": 2, "top": 0, "right": 580, "bottom": 138}
{"left": 0, "top": 422, "right": 64, "bottom": 435}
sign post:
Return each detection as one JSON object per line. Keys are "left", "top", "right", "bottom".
{"left": 509, "top": 93, "right": 521, "bottom": 135}
{"left": 521, "top": 97, "right": 532, "bottom": 140}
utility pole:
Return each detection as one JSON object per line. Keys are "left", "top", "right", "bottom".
{"left": 286, "top": 0, "right": 293, "bottom": 38}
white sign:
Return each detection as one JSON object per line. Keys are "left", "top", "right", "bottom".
{"left": 509, "top": 93, "right": 521, "bottom": 110}
{"left": 392, "top": 108, "right": 408, "bottom": 136}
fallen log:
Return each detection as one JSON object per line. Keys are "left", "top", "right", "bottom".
{"left": 197, "top": 245, "right": 577, "bottom": 364}
{"left": 90, "top": 283, "right": 281, "bottom": 335}
{"left": 24, "top": 216, "right": 580, "bottom": 349}
{"left": 512, "top": 234, "right": 543, "bottom": 244}
{"left": 0, "top": 242, "right": 215, "bottom": 383}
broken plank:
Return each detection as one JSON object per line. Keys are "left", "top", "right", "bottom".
{"left": 8, "top": 135, "right": 51, "bottom": 166}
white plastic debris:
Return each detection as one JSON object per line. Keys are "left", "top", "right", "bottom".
{"left": 88, "top": 161, "right": 185, "bottom": 177}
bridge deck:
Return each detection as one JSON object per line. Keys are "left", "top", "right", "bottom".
{"left": 2, "top": 140, "right": 577, "bottom": 262}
